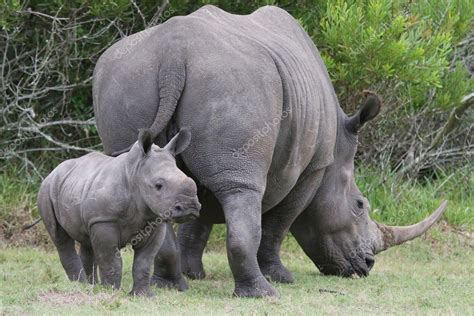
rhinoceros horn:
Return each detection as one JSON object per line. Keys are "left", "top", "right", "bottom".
{"left": 373, "top": 200, "right": 448, "bottom": 254}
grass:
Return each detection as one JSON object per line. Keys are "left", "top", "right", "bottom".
{"left": 0, "top": 229, "right": 473, "bottom": 315}
{"left": 0, "top": 166, "right": 473, "bottom": 314}
{"left": 359, "top": 166, "right": 474, "bottom": 231}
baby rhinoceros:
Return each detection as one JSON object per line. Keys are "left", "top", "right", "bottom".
{"left": 38, "top": 128, "right": 201, "bottom": 296}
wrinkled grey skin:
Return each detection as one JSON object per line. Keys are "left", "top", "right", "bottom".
{"left": 93, "top": 5, "right": 447, "bottom": 297}
{"left": 38, "top": 129, "right": 201, "bottom": 296}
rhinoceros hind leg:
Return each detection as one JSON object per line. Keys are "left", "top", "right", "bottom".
{"left": 178, "top": 220, "right": 213, "bottom": 280}
{"left": 219, "top": 190, "right": 278, "bottom": 298}
{"left": 55, "top": 235, "right": 87, "bottom": 283}
{"left": 151, "top": 224, "right": 188, "bottom": 291}
{"left": 39, "top": 191, "right": 86, "bottom": 283}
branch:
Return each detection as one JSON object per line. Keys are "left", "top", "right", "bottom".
{"left": 15, "top": 77, "right": 93, "bottom": 101}
{"left": 147, "top": 0, "right": 170, "bottom": 27}
{"left": 36, "top": 119, "right": 96, "bottom": 129}
{"left": 397, "top": 93, "right": 473, "bottom": 177}
{"left": 35, "top": 129, "right": 95, "bottom": 153}
{"left": 428, "top": 93, "right": 474, "bottom": 151}
{"left": 16, "top": 9, "right": 69, "bottom": 21}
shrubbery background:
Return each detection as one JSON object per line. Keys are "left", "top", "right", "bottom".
{"left": 1, "top": 0, "right": 472, "bottom": 178}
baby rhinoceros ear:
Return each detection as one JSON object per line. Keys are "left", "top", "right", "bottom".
{"left": 164, "top": 128, "right": 192, "bottom": 156}
{"left": 138, "top": 128, "right": 155, "bottom": 156}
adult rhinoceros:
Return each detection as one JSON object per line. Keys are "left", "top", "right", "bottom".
{"left": 93, "top": 5, "right": 447, "bottom": 297}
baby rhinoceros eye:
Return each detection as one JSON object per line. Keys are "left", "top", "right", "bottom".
{"left": 155, "top": 183, "right": 163, "bottom": 191}
{"left": 356, "top": 199, "right": 364, "bottom": 209}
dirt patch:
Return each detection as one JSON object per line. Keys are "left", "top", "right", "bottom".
{"left": 0, "top": 202, "right": 51, "bottom": 248}
{"left": 37, "top": 291, "right": 112, "bottom": 307}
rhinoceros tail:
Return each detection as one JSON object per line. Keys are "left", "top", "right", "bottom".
{"left": 37, "top": 180, "right": 59, "bottom": 241}
{"left": 149, "top": 58, "right": 186, "bottom": 139}
{"left": 110, "top": 58, "right": 186, "bottom": 157}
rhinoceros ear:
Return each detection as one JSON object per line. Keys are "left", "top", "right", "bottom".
{"left": 138, "top": 128, "right": 154, "bottom": 156}
{"left": 346, "top": 91, "right": 382, "bottom": 133}
{"left": 164, "top": 128, "right": 191, "bottom": 156}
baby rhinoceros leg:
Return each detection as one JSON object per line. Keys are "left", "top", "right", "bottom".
{"left": 151, "top": 224, "right": 188, "bottom": 291}
{"left": 38, "top": 188, "right": 86, "bottom": 282}
{"left": 90, "top": 223, "right": 123, "bottom": 289}
{"left": 79, "top": 245, "right": 97, "bottom": 284}
{"left": 54, "top": 226, "right": 88, "bottom": 283}
{"left": 130, "top": 224, "right": 167, "bottom": 297}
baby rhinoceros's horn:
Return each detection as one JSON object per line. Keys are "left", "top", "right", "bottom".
{"left": 373, "top": 200, "right": 448, "bottom": 254}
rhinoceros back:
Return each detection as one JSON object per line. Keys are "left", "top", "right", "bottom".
{"left": 94, "top": 5, "right": 337, "bottom": 168}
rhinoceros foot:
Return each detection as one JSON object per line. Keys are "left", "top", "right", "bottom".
{"left": 150, "top": 275, "right": 189, "bottom": 291}
{"left": 233, "top": 276, "right": 279, "bottom": 298}
{"left": 260, "top": 263, "right": 294, "bottom": 284}
{"left": 181, "top": 258, "right": 206, "bottom": 280}
{"left": 129, "top": 287, "right": 156, "bottom": 298}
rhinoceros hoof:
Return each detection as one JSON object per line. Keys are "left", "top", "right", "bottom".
{"left": 129, "top": 287, "right": 156, "bottom": 297}
{"left": 261, "top": 264, "right": 295, "bottom": 284}
{"left": 233, "top": 276, "right": 279, "bottom": 298}
{"left": 150, "top": 275, "right": 189, "bottom": 291}
{"left": 182, "top": 261, "right": 206, "bottom": 280}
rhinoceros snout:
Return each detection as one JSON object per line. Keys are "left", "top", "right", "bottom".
{"left": 171, "top": 197, "right": 201, "bottom": 223}
{"left": 180, "top": 177, "right": 198, "bottom": 197}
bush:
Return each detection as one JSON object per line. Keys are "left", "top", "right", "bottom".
{"left": 299, "top": 0, "right": 473, "bottom": 111}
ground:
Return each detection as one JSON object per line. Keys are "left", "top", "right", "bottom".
{"left": 1, "top": 226, "right": 473, "bottom": 315}
{"left": 0, "top": 168, "right": 473, "bottom": 314}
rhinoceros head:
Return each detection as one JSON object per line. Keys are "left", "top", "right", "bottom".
{"left": 131, "top": 128, "right": 201, "bottom": 223}
{"left": 290, "top": 92, "right": 447, "bottom": 277}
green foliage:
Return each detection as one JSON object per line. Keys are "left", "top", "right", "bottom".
{"left": 0, "top": 0, "right": 21, "bottom": 29}
{"left": 436, "top": 62, "right": 474, "bottom": 109}
{"left": 299, "top": 0, "right": 473, "bottom": 109}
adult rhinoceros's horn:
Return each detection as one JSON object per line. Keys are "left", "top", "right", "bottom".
{"left": 374, "top": 200, "right": 448, "bottom": 253}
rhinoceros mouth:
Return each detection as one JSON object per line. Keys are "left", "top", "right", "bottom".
{"left": 317, "top": 252, "right": 373, "bottom": 277}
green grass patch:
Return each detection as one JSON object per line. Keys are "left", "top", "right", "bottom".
{"left": 0, "top": 229, "right": 472, "bottom": 314}
{"left": 1, "top": 166, "right": 473, "bottom": 313}
{"left": 358, "top": 166, "right": 474, "bottom": 231}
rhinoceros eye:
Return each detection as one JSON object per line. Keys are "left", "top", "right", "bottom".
{"left": 352, "top": 199, "right": 365, "bottom": 217}
{"left": 155, "top": 183, "right": 163, "bottom": 191}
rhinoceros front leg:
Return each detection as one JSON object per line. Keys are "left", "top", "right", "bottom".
{"left": 178, "top": 219, "right": 213, "bottom": 280}
{"left": 151, "top": 223, "right": 188, "bottom": 291}
{"left": 131, "top": 224, "right": 166, "bottom": 297}
{"left": 258, "top": 211, "right": 295, "bottom": 284}
{"left": 219, "top": 190, "right": 278, "bottom": 297}
{"left": 90, "top": 223, "right": 122, "bottom": 289}
{"left": 258, "top": 168, "right": 325, "bottom": 283}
